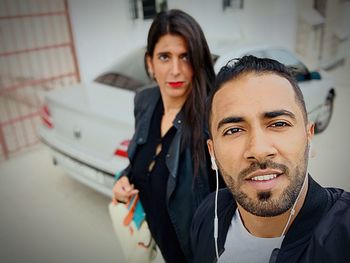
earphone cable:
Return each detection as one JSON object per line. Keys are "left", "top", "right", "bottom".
{"left": 280, "top": 173, "right": 308, "bottom": 237}
{"left": 214, "top": 168, "right": 219, "bottom": 260}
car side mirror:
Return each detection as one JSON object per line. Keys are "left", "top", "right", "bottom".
{"left": 309, "top": 71, "right": 321, "bottom": 80}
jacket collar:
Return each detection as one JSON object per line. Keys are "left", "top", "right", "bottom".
{"left": 134, "top": 87, "right": 160, "bottom": 145}
{"left": 136, "top": 87, "right": 185, "bottom": 145}
{"left": 173, "top": 109, "right": 185, "bottom": 130}
{"left": 281, "top": 175, "right": 331, "bottom": 247}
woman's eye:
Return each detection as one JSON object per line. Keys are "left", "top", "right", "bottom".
{"left": 270, "top": 121, "right": 290, "bottom": 128}
{"left": 159, "top": 54, "right": 168, "bottom": 61}
{"left": 223, "top": 127, "right": 242, "bottom": 135}
{"left": 181, "top": 54, "right": 189, "bottom": 61}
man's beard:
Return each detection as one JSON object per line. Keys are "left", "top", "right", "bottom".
{"left": 219, "top": 145, "right": 309, "bottom": 217}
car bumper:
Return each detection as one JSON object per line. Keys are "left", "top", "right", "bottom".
{"left": 39, "top": 127, "right": 128, "bottom": 197}
{"left": 44, "top": 143, "right": 116, "bottom": 197}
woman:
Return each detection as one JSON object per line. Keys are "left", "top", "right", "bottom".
{"left": 112, "top": 9, "right": 215, "bottom": 262}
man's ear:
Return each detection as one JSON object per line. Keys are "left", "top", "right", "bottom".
{"left": 207, "top": 139, "right": 218, "bottom": 171}
{"left": 207, "top": 139, "right": 214, "bottom": 158}
{"left": 307, "top": 122, "right": 315, "bottom": 157}
{"left": 307, "top": 122, "right": 315, "bottom": 142}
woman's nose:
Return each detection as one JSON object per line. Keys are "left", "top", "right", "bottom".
{"left": 171, "top": 59, "right": 180, "bottom": 76}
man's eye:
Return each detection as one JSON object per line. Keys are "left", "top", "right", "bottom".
{"left": 223, "top": 128, "right": 242, "bottom": 135}
{"left": 270, "top": 121, "right": 290, "bottom": 127}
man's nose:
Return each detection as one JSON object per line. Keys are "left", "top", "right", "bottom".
{"left": 243, "top": 128, "right": 277, "bottom": 163}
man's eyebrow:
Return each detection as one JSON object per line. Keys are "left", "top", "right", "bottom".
{"left": 264, "top": 110, "right": 296, "bottom": 120}
{"left": 217, "top": 116, "right": 244, "bottom": 131}
{"left": 215, "top": 110, "right": 296, "bottom": 131}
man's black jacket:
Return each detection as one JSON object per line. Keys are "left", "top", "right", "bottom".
{"left": 191, "top": 175, "right": 350, "bottom": 262}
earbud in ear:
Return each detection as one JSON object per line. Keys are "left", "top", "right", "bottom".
{"left": 211, "top": 156, "right": 218, "bottom": 170}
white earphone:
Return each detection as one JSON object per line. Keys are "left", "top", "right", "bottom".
{"left": 210, "top": 155, "right": 220, "bottom": 261}
{"left": 211, "top": 156, "right": 218, "bottom": 170}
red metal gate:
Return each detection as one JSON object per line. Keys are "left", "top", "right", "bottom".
{"left": 0, "top": 0, "right": 80, "bottom": 160}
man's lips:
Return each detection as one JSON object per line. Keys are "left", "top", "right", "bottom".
{"left": 168, "top": 81, "right": 184, "bottom": 88}
{"left": 244, "top": 169, "right": 284, "bottom": 191}
{"left": 245, "top": 169, "right": 283, "bottom": 181}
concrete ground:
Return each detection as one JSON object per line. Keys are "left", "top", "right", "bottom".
{"left": 0, "top": 144, "right": 122, "bottom": 263}
{"left": 0, "top": 62, "right": 349, "bottom": 263}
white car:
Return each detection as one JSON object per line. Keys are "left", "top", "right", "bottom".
{"left": 39, "top": 48, "right": 154, "bottom": 196}
{"left": 39, "top": 44, "right": 335, "bottom": 196}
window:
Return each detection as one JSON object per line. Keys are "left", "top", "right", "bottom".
{"left": 264, "top": 49, "right": 310, "bottom": 81}
{"left": 94, "top": 47, "right": 154, "bottom": 91}
{"left": 142, "top": 0, "right": 157, "bottom": 19}
{"left": 95, "top": 73, "right": 145, "bottom": 91}
{"left": 314, "top": 0, "right": 327, "bottom": 17}
{"left": 130, "top": 0, "right": 168, "bottom": 20}
{"left": 223, "top": 0, "right": 244, "bottom": 10}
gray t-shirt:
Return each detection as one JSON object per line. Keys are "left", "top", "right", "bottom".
{"left": 219, "top": 210, "right": 284, "bottom": 263}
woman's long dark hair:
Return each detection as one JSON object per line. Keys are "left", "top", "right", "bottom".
{"left": 145, "top": 9, "right": 215, "bottom": 176}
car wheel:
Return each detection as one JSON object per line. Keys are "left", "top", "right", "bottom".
{"left": 314, "top": 92, "right": 334, "bottom": 134}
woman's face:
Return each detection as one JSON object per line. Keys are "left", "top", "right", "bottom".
{"left": 147, "top": 34, "right": 193, "bottom": 105}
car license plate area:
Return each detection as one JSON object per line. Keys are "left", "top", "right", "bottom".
{"left": 53, "top": 150, "right": 105, "bottom": 184}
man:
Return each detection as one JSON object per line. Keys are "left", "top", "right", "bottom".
{"left": 191, "top": 56, "right": 350, "bottom": 263}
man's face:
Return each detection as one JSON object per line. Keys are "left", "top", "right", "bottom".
{"left": 208, "top": 72, "right": 314, "bottom": 217}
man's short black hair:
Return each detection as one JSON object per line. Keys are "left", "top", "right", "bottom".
{"left": 206, "top": 55, "right": 307, "bottom": 137}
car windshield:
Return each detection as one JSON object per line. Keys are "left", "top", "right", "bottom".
{"left": 242, "top": 48, "right": 310, "bottom": 80}
{"left": 211, "top": 54, "right": 220, "bottom": 64}
{"left": 94, "top": 47, "right": 154, "bottom": 91}
{"left": 94, "top": 72, "right": 146, "bottom": 91}
{"left": 264, "top": 49, "right": 310, "bottom": 77}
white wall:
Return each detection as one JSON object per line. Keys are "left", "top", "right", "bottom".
{"left": 68, "top": 0, "right": 152, "bottom": 82}
{"left": 179, "top": 0, "right": 297, "bottom": 48}
{"left": 68, "top": 0, "right": 298, "bottom": 82}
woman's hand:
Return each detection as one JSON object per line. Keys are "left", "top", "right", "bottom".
{"left": 112, "top": 176, "right": 139, "bottom": 204}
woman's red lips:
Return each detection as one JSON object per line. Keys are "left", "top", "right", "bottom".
{"left": 168, "top": 82, "right": 184, "bottom": 88}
